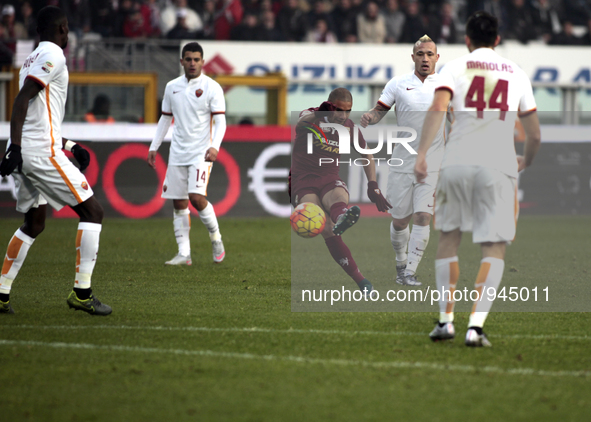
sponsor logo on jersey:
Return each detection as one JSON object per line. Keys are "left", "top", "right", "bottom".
{"left": 173, "top": 90, "right": 181, "bottom": 94}
{"left": 195, "top": 89, "right": 203, "bottom": 97}
{"left": 163, "top": 184, "right": 168, "bottom": 192}
{"left": 46, "top": 62, "right": 54, "bottom": 68}
{"left": 81, "top": 182, "right": 88, "bottom": 190}
{"left": 42, "top": 66, "right": 50, "bottom": 73}
{"left": 406, "top": 87, "right": 415, "bottom": 90}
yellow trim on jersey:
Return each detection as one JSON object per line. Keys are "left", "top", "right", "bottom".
{"left": 49, "top": 156, "right": 83, "bottom": 203}
{"left": 46, "top": 85, "right": 55, "bottom": 157}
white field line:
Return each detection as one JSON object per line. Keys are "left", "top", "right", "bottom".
{"left": 0, "top": 339, "right": 589, "bottom": 378}
{"left": 2, "top": 324, "right": 591, "bottom": 342}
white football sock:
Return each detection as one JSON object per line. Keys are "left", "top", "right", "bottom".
{"left": 406, "top": 224, "right": 430, "bottom": 276}
{"left": 199, "top": 202, "right": 221, "bottom": 241}
{"left": 469, "top": 257, "right": 505, "bottom": 328}
{"left": 75, "top": 223, "right": 102, "bottom": 289}
{"left": 0, "top": 229, "right": 35, "bottom": 293}
{"left": 173, "top": 208, "right": 191, "bottom": 256}
{"left": 390, "top": 222, "right": 409, "bottom": 265}
{"left": 435, "top": 256, "right": 459, "bottom": 323}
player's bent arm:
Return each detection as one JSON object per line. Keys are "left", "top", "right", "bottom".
{"left": 360, "top": 103, "right": 390, "bottom": 128}
{"left": 518, "top": 111, "right": 541, "bottom": 171}
{"left": 10, "top": 79, "right": 43, "bottom": 147}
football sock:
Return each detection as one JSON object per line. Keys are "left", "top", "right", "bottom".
{"left": 469, "top": 326, "right": 484, "bottom": 335}
{"left": 325, "top": 236, "right": 365, "bottom": 284}
{"left": 75, "top": 223, "right": 102, "bottom": 290}
{"left": 74, "top": 287, "right": 91, "bottom": 300}
{"left": 330, "top": 202, "right": 348, "bottom": 224}
{"left": 406, "top": 224, "right": 430, "bottom": 276}
{"left": 468, "top": 257, "right": 505, "bottom": 328}
{"left": 390, "top": 222, "right": 409, "bottom": 264}
{"left": 0, "top": 293, "right": 9, "bottom": 302}
{"left": 435, "top": 256, "right": 459, "bottom": 323}
{"left": 199, "top": 202, "right": 221, "bottom": 241}
{"left": 173, "top": 208, "right": 191, "bottom": 256}
{"left": 1, "top": 229, "right": 35, "bottom": 293}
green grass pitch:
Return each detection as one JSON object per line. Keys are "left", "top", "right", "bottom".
{"left": 0, "top": 215, "right": 590, "bottom": 421}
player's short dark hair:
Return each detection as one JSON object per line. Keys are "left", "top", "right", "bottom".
{"left": 182, "top": 42, "right": 204, "bottom": 59}
{"left": 328, "top": 87, "right": 352, "bottom": 103}
{"left": 466, "top": 11, "right": 498, "bottom": 48}
{"left": 36, "top": 6, "right": 66, "bottom": 37}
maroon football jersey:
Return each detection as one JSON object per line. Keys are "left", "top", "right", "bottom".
{"left": 291, "top": 107, "right": 366, "bottom": 182}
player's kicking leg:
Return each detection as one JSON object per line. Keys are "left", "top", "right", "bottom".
{"left": 190, "top": 193, "right": 225, "bottom": 263}
{"left": 66, "top": 196, "right": 112, "bottom": 316}
{"left": 0, "top": 205, "right": 46, "bottom": 314}
{"left": 403, "top": 212, "right": 432, "bottom": 286}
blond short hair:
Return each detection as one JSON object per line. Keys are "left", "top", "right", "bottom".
{"left": 413, "top": 35, "right": 436, "bottom": 52}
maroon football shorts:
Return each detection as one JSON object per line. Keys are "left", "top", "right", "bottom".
{"left": 291, "top": 173, "right": 349, "bottom": 206}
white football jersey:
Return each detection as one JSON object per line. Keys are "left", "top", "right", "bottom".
{"left": 378, "top": 72, "right": 445, "bottom": 173}
{"left": 13, "top": 41, "right": 68, "bottom": 157}
{"left": 162, "top": 73, "right": 225, "bottom": 165}
{"left": 435, "top": 48, "right": 537, "bottom": 178}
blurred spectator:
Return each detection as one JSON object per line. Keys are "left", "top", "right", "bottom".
{"left": 230, "top": 12, "right": 262, "bottom": 40}
{"left": 145, "top": 0, "right": 163, "bottom": 37}
{"left": 0, "top": 4, "right": 27, "bottom": 40}
{"left": 161, "top": 0, "right": 203, "bottom": 36}
{"left": 259, "top": 10, "right": 285, "bottom": 41}
{"left": 123, "top": 1, "right": 154, "bottom": 38}
{"left": 243, "top": 0, "right": 261, "bottom": 15}
{"left": 331, "top": 0, "right": 358, "bottom": 42}
{"left": 531, "top": 0, "right": 562, "bottom": 43}
{"left": 61, "top": 0, "right": 92, "bottom": 39}
{"left": 305, "top": 17, "right": 337, "bottom": 42}
{"left": 383, "top": 0, "right": 405, "bottom": 43}
{"left": 201, "top": 0, "right": 216, "bottom": 39}
{"left": 85, "top": 94, "right": 115, "bottom": 123}
{"left": 167, "top": 8, "right": 199, "bottom": 39}
{"left": 20, "top": 1, "right": 37, "bottom": 39}
{"left": 400, "top": 0, "right": 427, "bottom": 43}
{"left": 357, "top": 1, "right": 386, "bottom": 43}
{"left": 276, "top": 0, "right": 307, "bottom": 41}
{"left": 420, "top": 0, "right": 444, "bottom": 15}
{"left": 505, "top": 0, "right": 537, "bottom": 44}
{"left": 90, "top": 0, "right": 117, "bottom": 38}
{"left": 428, "top": 1, "right": 457, "bottom": 44}
{"left": 549, "top": 20, "right": 586, "bottom": 45}
{"left": 562, "top": 0, "right": 591, "bottom": 27}
{"left": 215, "top": 0, "right": 244, "bottom": 40}
{"left": 307, "top": 1, "right": 335, "bottom": 34}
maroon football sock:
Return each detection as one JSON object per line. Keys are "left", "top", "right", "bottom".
{"left": 330, "top": 202, "right": 348, "bottom": 224}
{"left": 325, "top": 236, "right": 366, "bottom": 284}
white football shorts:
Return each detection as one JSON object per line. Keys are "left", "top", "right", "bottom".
{"left": 387, "top": 171, "right": 438, "bottom": 219}
{"left": 13, "top": 150, "right": 93, "bottom": 213}
{"left": 162, "top": 161, "right": 213, "bottom": 199}
{"left": 434, "top": 166, "right": 518, "bottom": 243}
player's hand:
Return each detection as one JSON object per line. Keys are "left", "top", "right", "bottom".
{"left": 0, "top": 144, "right": 23, "bottom": 177}
{"left": 205, "top": 147, "right": 218, "bottom": 162}
{"left": 147, "top": 150, "right": 157, "bottom": 169}
{"left": 367, "top": 181, "right": 392, "bottom": 212}
{"left": 516, "top": 155, "right": 526, "bottom": 172}
{"left": 71, "top": 144, "right": 90, "bottom": 173}
{"left": 360, "top": 112, "right": 372, "bottom": 128}
{"left": 414, "top": 156, "right": 428, "bottom": 183}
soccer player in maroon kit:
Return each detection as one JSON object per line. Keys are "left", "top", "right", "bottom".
{"left": 290, "top": 88, "right": 391, "bottom": 295}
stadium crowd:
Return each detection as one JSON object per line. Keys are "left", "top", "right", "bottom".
{"left": 0, "top": 0, "right": 590, "bottom": 45}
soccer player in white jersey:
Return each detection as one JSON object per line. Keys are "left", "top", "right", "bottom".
{"left": 148, "top": 42, "right": 226, "bottom": 265}
{"left": 415, "top": 11, "right": 541, "bottom": 346}
{"left": 0, "top": 6, "right": 111, "bottom": 315}
{"left": 360, "top": 35, "right": 445, "bottom": 287}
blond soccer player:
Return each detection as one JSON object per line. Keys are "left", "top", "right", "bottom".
{"left": 414, "top": 11, "right": 541, "bottom": 347}
{"left": 361, "top": 35, "right": 445, "bottom": 287}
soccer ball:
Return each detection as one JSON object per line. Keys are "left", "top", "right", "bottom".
{"left": 290, "top": 203, "right": 326, "bottom": 238}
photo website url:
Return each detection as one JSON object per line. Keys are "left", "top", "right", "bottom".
{"left": 301, "top": 286, "right": 549, "bottom": 306}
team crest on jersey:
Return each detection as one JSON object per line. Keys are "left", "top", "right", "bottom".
{"left": 163, "top": 184, "right": 168, "bottom": 192}
{"left": 81, "top": 182, "right": 88, "bottom": 190}
{"left": 195, "top": 89, "right": 203, "bottom": 98}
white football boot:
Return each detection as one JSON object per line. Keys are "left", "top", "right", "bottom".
{"left": 165, "top": 254, "right": 192, "bottom": 266}
{"left": 465, "top": 328, "right": 492, "bottom": 347}
{"left": 429, "top": 322, "right": 455, "bottom": 341}
{"left": 212, "top": 239, "right": 225, "bottom": 263}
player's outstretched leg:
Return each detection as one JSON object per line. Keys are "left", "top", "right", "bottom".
{"left": 198, "top": 201, "right": 225, "bottom": 263}
{"left": 0, "top": 229, "right": 36, "bottom": 315}
{"left": 332, "top": 205, "right": 361, "bottom": 236}
{"left": 166, "top": 208, "right": 192, "bottom": 266}
{"left": 325, "top": 235, "right": 374, "bottom": 296}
